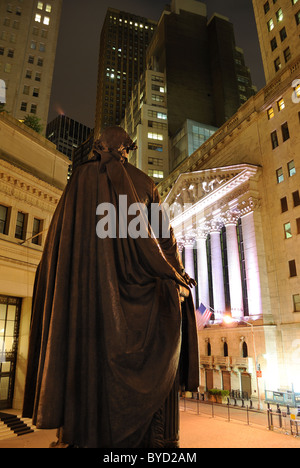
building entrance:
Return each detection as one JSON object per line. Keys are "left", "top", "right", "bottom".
{"left": 0, "top": 296, "right": 21, "bottom": 409}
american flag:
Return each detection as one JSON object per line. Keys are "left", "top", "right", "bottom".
{"left": 196, "top": 303, "right": 212, "bottom": 331}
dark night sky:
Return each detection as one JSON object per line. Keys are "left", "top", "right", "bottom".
{"left": 48, "top": 0, "right": 265, "bottom": 129}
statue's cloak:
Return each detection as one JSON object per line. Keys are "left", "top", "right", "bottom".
{"left": 22, "top": 151, "right": 199, "bottom": 448}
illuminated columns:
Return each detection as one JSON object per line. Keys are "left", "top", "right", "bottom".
{"left": 210, "top": 222, "right": 225, "bottom": 321}
{"left": 224, "top": 213, "right": 244, "bottom": 320}
{"left": 241, "top": 210, "right": 262, "bottom": 318}
{"left": 196, "top": 228, "right": 210, "bottom": 309}
{"left": 184, "top": 237, "right": 196, "bottom": 304}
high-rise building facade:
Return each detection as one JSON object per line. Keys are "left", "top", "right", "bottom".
{"left": 121, "top": 69, "right": 169, "bottom": 183}
{"left": 147, "top": 0, "right": 256, "bottom": 142}
{"left": 94, "top": 8, "right": 157, "bottom": 138}
{"left": 46, "top": 115, "right": 92, "bottom": 161}
{"left": 252, "top": 0, "right": 300, "bottom": 83}
{"left": 0, "top": 0, "right": 62, "bottom": 132}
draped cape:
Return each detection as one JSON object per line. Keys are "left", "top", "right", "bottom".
{"left": 22, "top": 151, "right": 199, "bottom": 448}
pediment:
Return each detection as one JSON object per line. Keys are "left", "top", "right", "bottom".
{"left": 164, "top": 164, "right": 260, "bottom": 209}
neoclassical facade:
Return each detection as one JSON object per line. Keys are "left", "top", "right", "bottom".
{"left": 159, "top": 53, "right": 300, "bottom": 404}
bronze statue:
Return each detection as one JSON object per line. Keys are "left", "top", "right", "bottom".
{"left": 23, "top": 126, "right": 199, "bottom": 448}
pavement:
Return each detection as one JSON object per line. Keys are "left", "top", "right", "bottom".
{"left": 0, "top": 409, "right": 300, "bottom": 449}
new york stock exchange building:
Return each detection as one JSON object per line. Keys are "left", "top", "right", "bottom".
{"left": 158, "top": 55, "right": 300, "bottom": 407}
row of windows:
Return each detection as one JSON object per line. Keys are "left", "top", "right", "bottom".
{"left": 264, "top": 0, "right": 298, "bottom": 15}
{"left": 20, "top": 101, "right": 38, "bottom": 114}
{"left": 276, "top": 163, "right": 297, "bottom": 183}
{"left": 271, "top": 121, "right": 290, "bottom": 148}
{"left": 283, "top": 218, "right": 300, "bottom": 238}
{"left": 0, "top": 204, "right": 43, "bottom": 245}
{"left": 148, "top": 169, "right": 164, "bottom": 179}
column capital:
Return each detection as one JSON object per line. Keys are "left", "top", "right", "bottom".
{"left": 209, "top": 219, "right": 223, "bottom": 233}
{"left": 222, "top": 209, "right": 241, "bottom": 226}
{"left": 238, "top": 196, "right": 261, "bottom": 217}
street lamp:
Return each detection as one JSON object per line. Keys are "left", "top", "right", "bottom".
{"left": 223, "top": 314, "right": 262, "bottom": 410}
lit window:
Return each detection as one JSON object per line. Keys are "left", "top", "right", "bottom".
{"left": 43, "top": 16, "right": 50, "bottom": 25}
{"left": 274, "top": 57, "right": 281, "bottom": 72}
{"left": 277, "top": 98, "right": 285, "bottom": 111}
{"left": 288, "top": 160, "right": 296, "bottom": 177}
{"left": 267, "top": 107, "right": 274, "bottom": 119}
{"left": 45, "top": 4, "right": 52, "bottom": 12}
{"left": 268, "top": 18, "right": 274, "bottom": 31}
{"left": 37, "top": 2, "right": 43, "bottom": 10}
{"left": 276, "top": 8, "right": 283, "bottom": 22}
{"left": 284, "top": 222, "right": 292, "bottom": 239}
{"left": 148, "top": 169, "right": 164, "bottom": 179}
{"left": 276, "top": 167, "right": 284, "bottom": 183}
{"left": 148, "top": 132, "right": 163, "bottom": 141}
{"left": 157, "top": 112, "right": 167, "bottom": 120}
{"left": 35, "top": 13, "right": 41, "bottom": 22}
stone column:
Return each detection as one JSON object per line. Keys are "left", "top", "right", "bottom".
{"left": 241, "top": 209, "right": 262, "bottom": 318}
{"left": 210, "top": 221, "right": 225, "bottom": 321}
{"left": 224, "top": 212, "right": 244, "bottom": 320}
{"left": 196, "top": 227, "right": 210, "bottom": 309}
{"left": 184, "top": 237, "right": 196, "bottom": 304}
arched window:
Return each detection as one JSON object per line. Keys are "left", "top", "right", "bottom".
{"left": 207, "top": 341, "right": 211, "bottom": 357}
{"left": 242, "top": 341, "right": 248, "bottom": 358}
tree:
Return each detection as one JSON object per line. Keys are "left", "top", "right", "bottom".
{"left": 23, "top": 114, "right": 43, "bottom": 134}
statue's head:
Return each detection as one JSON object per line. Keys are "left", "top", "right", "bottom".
{"left": 93, "top": 126, "right": 137, "bottom": 158}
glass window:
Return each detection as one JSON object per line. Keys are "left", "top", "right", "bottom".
{"left": 35, "top": 13, "right": 41, "bottom": 22}
{"left": 276, "top": 8, "right": 284, "bottom": 22}
{"left": 276, "top": 167, "right": 284, "bottom": 183}
{"left": 288, "top": 160, "right": 296, "bottom": 177}
{"left": 293, "top": 190, "right": 300, "bottom": 207}
{"left": 281, "top": 197, "right": 288, "bottom": 213}
{"left": 15, "top": 212, "right": 25, "bottom": 240}
{"left": 277, "top": 98, "right": 285, "bottom": 111}
{"left": 271, "top": 130, "right": 279, "bottom": 149}
{"left": 264, "top": 1, "right": 270, "bottom": 13}
{"left": 281, "top": 122, "right": 290, "bottom": 141}
{"left": 37, "top": 2, "right": 43, "bottom": 10}
{"left": 148, "top": 169, "right": 164, "bottom": 179}
{"left": 274, "top": 57, "right": 281, "bottom": 71}
{"left": 280, "top": 27, "right": 287, "bottom": 41}
{"left": 45, "top": 4, "right": 52, "bottom": 13}
{"left": 32, "top": 218, "right": 42, "bottom": 245}
{"left": 289, "top": 260, "right": 297, "bottom": 277}
{"left": 271, "top": 37, "right": 277, "bottom": 50}
{"left": 296, "top": 218, "right": 300, "bottom": 235}
{"left": 284, "top": 222, "right": 292, "bottom": 239}
{"left": 293, "top": 294, "right": 300, "bottom": 312}
{"left": 148, "top": 132, "right": 163, "bottom": 141}
{"left": 268, "top": 18, "right": 274, "bottom": 31}
{"left": 0, "top": 205, "right": 8, "bottom": 235}
{"left": 284, "top": 47, "right": 291, "bottom": 63}
{"left": 267, "top": 107, "right": 274, "bottom": 119}
{"left": 43, "top": 16, "right": 50, "bottom": 25}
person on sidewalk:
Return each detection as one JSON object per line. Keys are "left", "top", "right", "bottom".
{"left": 22, "top": 126, "right": 199, "bottom": 448}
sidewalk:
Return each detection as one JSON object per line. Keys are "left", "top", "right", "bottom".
{"left": 0, "top": 409, "right": 299, "bottom": 449}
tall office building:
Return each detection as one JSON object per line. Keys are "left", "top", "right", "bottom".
{"left": 46, "top": 115, "right": 92, "bottom": 160}
{"left": 0, "top": 0, "right": 62, "bottom": 132}
{"left": 252, "top": 0, "right": 300, "bottom": 83}
{"left": 94, "top": 8, "right": 157, "bottom": 138}
{"left": 147, "top": 0, "right": 255, "bottom": 140}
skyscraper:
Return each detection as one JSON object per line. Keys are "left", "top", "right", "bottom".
{"left": 94, "top": 8, "right": 157, "bottom": 138}
{"left": 0, "top": 0, "right": 62, "bottom": 132}
{"left": 252, "top": 0, "right": 300, "bottom": 83}
{"left": 147, "top": 0, "right": 255, "bottom": 138}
